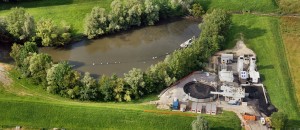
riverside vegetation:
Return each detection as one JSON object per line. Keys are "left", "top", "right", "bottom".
{"left": 9, "top": 9, "right": 230, "bottom": 102}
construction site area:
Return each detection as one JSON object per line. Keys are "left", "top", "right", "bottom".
{"left": 157, "top": 41, "right": 277, "bottom": 130}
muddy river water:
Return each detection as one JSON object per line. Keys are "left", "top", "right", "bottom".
{"left": 1, "top": 19, "right": 200, "bottom": 77}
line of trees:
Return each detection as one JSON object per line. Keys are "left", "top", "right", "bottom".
{"left": 0, "top": 7, "right": 72, "bottom": 46}
{"left": 84, "top": 0, "right": 195, "bottom": 39}
{"left": 10, "top": 9, "right": 230, "bottom": 102}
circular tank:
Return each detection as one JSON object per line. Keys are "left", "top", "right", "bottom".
{"left": 183, "top": 81, "right": 216, "bottom": 102}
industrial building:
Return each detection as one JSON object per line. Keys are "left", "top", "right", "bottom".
{"left": 158, "top": 50, "right": 275, "bottom": 117}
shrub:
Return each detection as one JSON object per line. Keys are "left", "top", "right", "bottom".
{"left": 190, "top": 3, "right": 205, "bottom": 18}
{"left": 36, "top": 19, "right": 71, "bottom": 46}
{"left": 5, "top": 7, "right": 35, "bottom": 41}
{"left": 271, "top": 112, "right": 287, "bottom": 130}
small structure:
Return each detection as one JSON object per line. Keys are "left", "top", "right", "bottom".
{"left": 191, "top": 102, "right": 197, "bottom": 113}
{"left": 210, "top": 83, "right": 245, "bottom": 104}
{"left": 221, "top": 54, "right": 233, "bottom": 64}
{"left": 243, "top": 113, "right": 256, "bottom": 121}
{"left": 211, "top": 104, "right": 217, "bottom": 115}
{"left": 172, "top": 98, "right": 179, "bottom": 110}
{"left": 206, "top": 104, "right": 212, "bottom": 114}
{"left": 240, "top": 71, "right": 248, "bottom": 80}
{"left": 197, "top": 103, "right": 203, "bottom": 113}
{"left": 249, "top": 56, "right": 257, "bottom": 72}
{"left": 237, "top": 56, "right": 244, "bottom": 72}
{"left": 180, "top": 104, "right": 187, "bottom": 112}
{"left": 249, "top": 71, "right": 260, "bottom": 83}
{"left": 219, "top": 70, "right": 234, "bottom": 82}
{"left": 180, "top": 36, "right": 195, "bottom": 48}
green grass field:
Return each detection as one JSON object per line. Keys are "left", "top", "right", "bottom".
{"left": 0, "top": 0, "right": 280, "bottom": 36}
{"left": 226, "top": 14, "right": 300, "bottom": 128}
{"left": 199, "top": 0, "right": 278, "bottom": 13}
{"left": 280, "top": 17, "right": 300, "bottom": 106}
{"left": 0, "top": 0, "right": 113, "bottom": 35}
{"left": 0, "top": 70, "right": 241, "bottom": 129}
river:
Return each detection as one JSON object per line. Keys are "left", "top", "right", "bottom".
{"left": 1, "top": 19, "right": 200, "bottom": 77}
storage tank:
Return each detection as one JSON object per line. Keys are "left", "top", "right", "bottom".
{"left": 237, "top": 56, "right": 244, "bottom": 72}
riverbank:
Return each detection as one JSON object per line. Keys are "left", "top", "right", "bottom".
{"left": 0, "top": 0, "right": 279, "bottom": 36}
{"left": 0, "top": 63, "right": 12, "bottom": 86}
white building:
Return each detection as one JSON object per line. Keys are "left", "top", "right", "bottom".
{"left": 221, "top": 54, "right": 234, "bottom": 64}
{"left": 249, "top": 71, "right": 260, "bottom": 83}
{"left": 210, "top": 83, "right": 245, "bottom": 104}
{"left": 219, "top": 70, "right": 234, "bottom": 82}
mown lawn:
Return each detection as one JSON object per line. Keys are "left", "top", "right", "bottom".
{"left": 0, "top": 70, "right": 241, "bottom": 129}
{"left": 0, "top": 0, "right": 280, "bottom": 36}
{"left": 199, "top": 0, "right": 278, "bottom": 13}
{"left": 0, "top": 0, "right": 113, "bottom": 35}
{"left": 226, "top": 14, "right": 300, "bottom": 128}
{"left": 280, "top": 17, "right": 300, "bottom": 107}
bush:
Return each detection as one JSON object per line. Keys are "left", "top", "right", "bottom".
{"left": 271, "top": 112, "right": 287, "bottom": 129}
{"left": 84, "top": 0, "right": 194, "bottom": 39}
{"left": 10, "top": 42, "right": 38, "bottom": 69}
{"left": 5, "top": 7, "right": 35, "bottom": 41}
{"left": 84, "top": 7, "right": 108, "bottom": 39}
{"left": 36, "top": 19, "right": 71, "bottom": 46}
{"left": 46, "top": 61, "right": 80, "bottom": 96}
{"left": 190, "top": 3, "right": 205, "bottom": 18}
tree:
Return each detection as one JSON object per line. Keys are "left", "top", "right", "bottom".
{"left": 80, "top": 72, "right": 98, "bottom": 100}
{"left": 191, "top": 115, "right": 209, "bottom": 130}
{"left": 5, "top": 7, "right": 35, "bottom": 40}
{"left": 27, "top": 53, "right": 53, "bottom": 85}
{"left": 271, "top": 112, "right": 287, "bottom": 130}
{"left": 145, "top": 62, "right": 176, "bottom": 93}
{"left": 190, "top": 3, "right": 205, "bottom": 18}
{"left": 0, "top": 17, "right": 11, "bottom": 43}
{"left": 124, "top": 0, "right": 143, "bottom": 27}
{"left": 111, "top": 74, "right": 124, "bottom": 102}
{"left": 98, "top": 75, "right": 114, "bottom": 101}
{"left": 124, "top": 68, "right": 145, "bottom": 99}
{"left": 84, "top": 7, "right": 108, "bottom": 39}
{"left": 144, "top": 0, "right": 160, "bottom": 25}
{"left": 36, "top": 19, "right": 71, "bottom": 46}
{"left": 108, "top": 0, "right": 126, "bottom": 32}
{"left": 46, "top": 61, "right": 80, "bottom": 96}
{"left": 10, "top": 42, "right": 38, "bottom": 68}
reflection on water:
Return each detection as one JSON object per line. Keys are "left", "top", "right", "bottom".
{"left": 39, "top": 19, "right": 200, "bottom": 77}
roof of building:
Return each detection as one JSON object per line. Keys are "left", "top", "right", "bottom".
{"left": 221, "top": 54, "right": 234, "bottom": 59}
{"left": 249, "top": 71, "right": 260, "bottom": 79}
{"left": 219, "top": 70, "right": 234, "bottom": 82}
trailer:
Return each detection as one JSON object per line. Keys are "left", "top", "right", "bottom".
{"left": 191, "top": 102, "right": 197, "bottom": 113}
{"left": 197, "top": 103, "right": 202, "bottom": 113}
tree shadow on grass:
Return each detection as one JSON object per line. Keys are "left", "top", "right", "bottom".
{"left": 257, "top": 65, "right": 274, "bottom": 70}
{"left": 225, "top": 24, "right": 267, "bottom": 49}
{"left": 198, "top": 0, "right": 212, "bottom": 12}
{"left": 0, "top": 0, "right": 73, "bottom": 10}
{"left": 286, "top": 119, "right": 300, "bottom": 129}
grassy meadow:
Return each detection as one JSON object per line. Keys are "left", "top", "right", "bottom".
{"left": 199, "top": 0, "right": 278, "bottom": 13}
{"left": 280, "top": 17, "right": 300, "bottom": 106}
{"left": 0, "top": 0, "right": 113, "bottom": 35}
{"left": 0, "top": 0, "right": 279, "bottom": 36}
{"left": 276, "top": 0, "right": 300, "bottom": 13}
{"left": 0, "top": 70, "right": 241, "bottom": 129}
{"left": 226, "top": 14, "right": 300, "bottom": 127}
